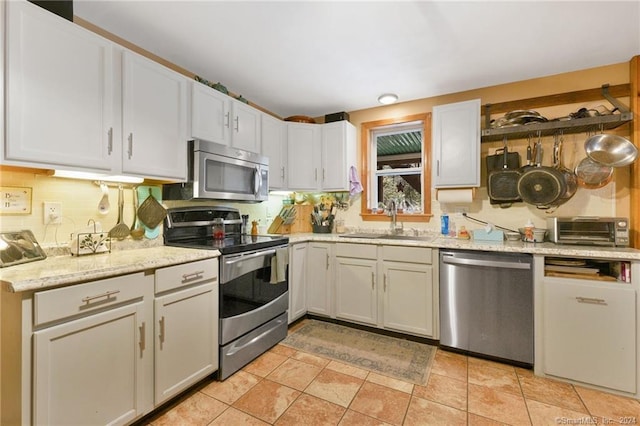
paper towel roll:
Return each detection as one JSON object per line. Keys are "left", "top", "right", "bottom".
{"left": 436, "top": 189, "right": 474, "bottom": 204}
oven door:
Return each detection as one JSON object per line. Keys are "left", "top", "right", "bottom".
{"left": 194, "top": 150, "right": 268, "bottom": 202}
{"left": 219, "top": 245, "right": 288, "bottom": 345}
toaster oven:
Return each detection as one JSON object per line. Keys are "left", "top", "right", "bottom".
{"left": 547, "top": 217, "right": 629, "bottom": 247}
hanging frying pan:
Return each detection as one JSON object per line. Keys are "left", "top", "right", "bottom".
{"left": 553, "top": 133, "right": 577, "bottom": 206}
{"left": 487, "top": 137, "right": 521, "bottom": 207}
{"left": 574, "top": 157, "right": 613, "bottom": 189}
{"left": 517, "top": 137, "right": 566, "bottom": 208}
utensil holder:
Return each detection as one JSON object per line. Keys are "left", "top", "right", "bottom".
{"left": 71, "top": 232, "right": 111, "bottom": 256}
{"left": 312, "top": 224, "right": 332, "bottom": 234}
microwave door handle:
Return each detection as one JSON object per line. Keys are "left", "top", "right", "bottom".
{"left": 254, "top": 166, "right": 261, "bottom": 195}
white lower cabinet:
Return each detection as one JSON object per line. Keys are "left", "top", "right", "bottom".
{"left": 154, "top": 259, "right": 219, "bottom": 405}
{"left": 289, "top": 243, "right": 308, "bottom": 323}
{"left": 306, "top": 242, "right": 333, "bottom": 316}
{"left": 335, "top": 243, "right": 438, "bottom": 338}
{"left": 543, "top": 278, "right": 637, "bottom": 393}
{"left": 32, "top": 273, "right": 154, "bottom": 426}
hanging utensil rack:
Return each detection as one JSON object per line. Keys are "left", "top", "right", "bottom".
{"left": 481, "top": 84, "right": 633, "bottom": 142}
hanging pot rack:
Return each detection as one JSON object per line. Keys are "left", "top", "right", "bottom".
{"left": 481, "top": 84, "right": 633, "bottom": 143}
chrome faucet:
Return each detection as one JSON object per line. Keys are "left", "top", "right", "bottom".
{"left": 387, "top": 199, "right": 403, "bottom": 234}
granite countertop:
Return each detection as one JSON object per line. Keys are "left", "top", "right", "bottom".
{"left": 287, "top": 233, "right": 640, "bottom": 261}
{"left": 0, "top": 246, "right": 220, "bottom": 293}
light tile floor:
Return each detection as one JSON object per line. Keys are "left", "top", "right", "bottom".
{"left": 141, "top": 322, "right": 640, "bottom": 426}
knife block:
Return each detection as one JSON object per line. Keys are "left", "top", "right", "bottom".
{"left": 269, "top": 205, "right": 313, "bottom": 234}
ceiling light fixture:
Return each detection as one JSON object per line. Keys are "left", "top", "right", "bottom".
{"left": 377, "top": 93, "right": 398, "bottom": 105}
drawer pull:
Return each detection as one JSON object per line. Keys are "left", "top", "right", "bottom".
{"left": 139, "top": 322, "right": 146, "bottom": 352}
{"left": 81, "top": 289, "right": 120, "bottom": 304}
{"left": 159, "top": 316, "right": 166, "bottom": 344}
{"left": 182, "top": 270, "right": 205, "bottom": 283}
{"left": 576, "top": 296, "right": 607, "bottom": 305}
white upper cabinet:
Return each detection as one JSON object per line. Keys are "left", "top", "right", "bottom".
{"left": 321, "top": 121, "right": 357, "bottom": 191}
{"left": 261, "top": 113, "right": 287, "bottom": 190}
{"left": 190, "top": 82, "right": 261, "bottom": 153}
{"left": 432, "top": 99, "right": 481, "bottom": 188}
{"left": 5, "top": 0, "right": 114, "bottom": 171}
{"left": 231, "top": 99, "right": 261, "bottom": 153}
{"left": 121, "top": 51, "right": 187, "bottom": 181}
{"left": 287, "top": 122, "right": 322, "bottom": 190}
{"left": 191, "top": 82, "right": 231, "bottom": 146}
{"left": 287, "top": 120, "right": 356, "bottom": 191}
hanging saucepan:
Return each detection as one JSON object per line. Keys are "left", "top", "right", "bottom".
{"left": 553, "top": 132, "right": 577, "bottom": 205}
{"left": 584, "top": 133, "right": 638, "bottom": 167}
{"left": 574, "top": 157, "right": 613, "bottom": 189}
{"left": 517, "top": 136, "right": 566, "bottom": 209}
{"left": 487, "top": 137, "right": 521, "bottom": 207}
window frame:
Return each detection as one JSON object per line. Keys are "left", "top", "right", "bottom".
{"left": 359, "top": 113, "right": 432, "bottom": 222}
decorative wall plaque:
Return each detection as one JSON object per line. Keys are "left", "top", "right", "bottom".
{"left": 0, "top": 186, "right": 33, "bottom": 215}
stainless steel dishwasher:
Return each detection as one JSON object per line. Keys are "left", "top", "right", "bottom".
{"left": 439, "top": 249, "right": 534, "bottom": 366}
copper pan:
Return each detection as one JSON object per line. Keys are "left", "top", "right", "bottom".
{"left": 574, "top": 157, "right": 613, "bottom": 189}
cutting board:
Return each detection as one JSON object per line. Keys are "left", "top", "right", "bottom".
{"left": 136, "top": 185, "right": 163, "bottom": 239}
{"left": 545, "top": 271, "right": 618, "bottom": 282}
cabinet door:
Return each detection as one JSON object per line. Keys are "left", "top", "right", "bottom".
{"left": 5, "top": 0, "right": 114, "bottom": 171}
{"left": 155, "top": 282, "right": 218, "bottom": 405}
{"left": 432, "top": 99, "right": 480, "bottom": 188}
{"left": 335, "top": 257, "right": 378, "bottom": 326}
{"left": 321, "top": 121, "right": 356, "bottom": 191}
{"left": 191, "top": 82, "right": 231, "bottom": 146}
{"left": 122, "top": 51, "right": 187, "bottom": 180}
{"left": 262, "top": 113, "right": 287, "bottom": 189}
{"left": 33, "top": 301, "right": 148, "bottom": 426}
{"left": 287, "top": 122, "right": 321, "bottom": 190}
{"left": 382, "top": 261, "right": 434, "bottom": 337}
{"left": 289, "top": 243, "right": 308, "bottom": 323}
{"left": 543, "top": 280, "right": 636, "bottom": 393}
{"left": 231, "top": 100, "right": 261, "bottom": 153}
{"left": 306, "top": 243, "right": 332, "bottom": 316}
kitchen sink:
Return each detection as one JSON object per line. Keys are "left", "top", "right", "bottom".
{"left": 339, "top": 233, "right": 435, "bottom": 242}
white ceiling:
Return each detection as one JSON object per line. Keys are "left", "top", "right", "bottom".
{"left": 73, "top": 1, "right": 640, "bottom": 118}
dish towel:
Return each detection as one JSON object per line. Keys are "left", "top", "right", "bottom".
{"left": 349, "top": 165, "right": 363, "bottom": 196}
{"left": 270, "top": 247, "right": 289, "bottom": 284}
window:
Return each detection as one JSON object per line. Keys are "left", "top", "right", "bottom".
{"left": 360, "top": 113, "right": 432, "bottom": 222}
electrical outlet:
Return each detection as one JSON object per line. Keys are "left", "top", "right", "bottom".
{"left": 44, "top": 202, "right": 62, "bottom": 225}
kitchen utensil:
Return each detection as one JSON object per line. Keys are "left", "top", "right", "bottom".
{"left": 574, "top": 157, "right": 613, "bottom": 188}
{"left": 130, "top": 187, "right": 144, "bottom": 240}
{"left": 584, "top": 133, "right": 638, "bottom": 167}
{"left": 137, "top": 187, "right": 167, "bottom": 229}
{"left": 552, "top": 133, "right": 577, "bottom": 206}
{"left": 136, "top": 186, "right": 162, "bottom": 239}
{"left": 97, "top": 183, "right": 110, "bottom": 215}
{"left": 108, "top": 185, "right": 130, "bottom": 240}
{"left": 487, "top": 137, "right": 521, "bottom": 207}
{"left": 517, "top": 136, "right": 566, "bottom": 208}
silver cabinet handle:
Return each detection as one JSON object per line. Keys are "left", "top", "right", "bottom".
{"left": 371, "top": 272, "right": 375, "bottom": 290}
{"left": 315, "top": 168, "right": 318, "bottom": 182}
{"left": 234, "top": 116, "right": 239, "bottom": 132}
{"left": 322, "top": 168, "right": 326, "bottom": 182}
{"left": 326, "top": 253, "right": 329, "bottom": 270}
{"left": 225, "top": 112, "right": 230, "bottom": 128}
{"left": 107, "top": 127, "right": 113, "bottom": 155}
{"left": 384, "top": 273, "right": 387, "bottom": 292}
{"left": 139, "top": 322, "right": 146, "bottom": 352}
{"left": 81, "top": 289, "right": 120, "bottom": 303}
{"left": 159, "top": 316, "right": 165, "bottom": 344}
{"left": 436, "top": 160, "right": 440, "bottom": 177}
{"left": 281, "top": 166, "right": 285, "bottom": 179}
{"left": 576, "top": 296, "right": 607, "bottom": 305}
{"left": 127, "top": 133, "right": 133, "bottom": 159}
{"left": 182, "top": 270, "right": 204, "bottom": 283}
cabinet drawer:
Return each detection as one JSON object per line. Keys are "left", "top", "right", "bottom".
{"left": 382, "top": 246, "right": 432, "bottom": 264}
{"left": 34, "top": 273, "right": 148, "bottom": 327}
{"left": 336, "top": 243, "right": 377, "bottom": 259}
{"left": 155, "top": 259, "right": 218, "bottom": 293}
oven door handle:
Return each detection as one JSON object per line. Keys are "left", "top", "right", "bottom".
{"left": 221, "top": 248, "right": 282, "bottom": 284}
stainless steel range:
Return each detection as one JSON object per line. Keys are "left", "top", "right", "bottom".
{"left": 164, "top": 206, "right": 289, "bottom": 380}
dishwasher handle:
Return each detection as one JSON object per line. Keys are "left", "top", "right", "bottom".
{"left": 442, "top": 254, "right": 531, "bottom": 270}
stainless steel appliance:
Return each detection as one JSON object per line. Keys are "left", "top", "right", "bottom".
{"left": 163, "top": 140, "right": 269, "bottom": 202}
{"left": 164, "top": 206, "right": 289, "bottom": 380}
{"left": 439, "top": 250, "right": 533, "bottom": 366}
{"left": 547, "top": 216, "right": 629, "bottom": 247}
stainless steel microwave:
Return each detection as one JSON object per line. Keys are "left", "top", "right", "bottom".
{"left": 547, "top": 216, "right": 629, "bottom": 247}
{"left": 163, "top": 140, "right": 269, "bottom": 202}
